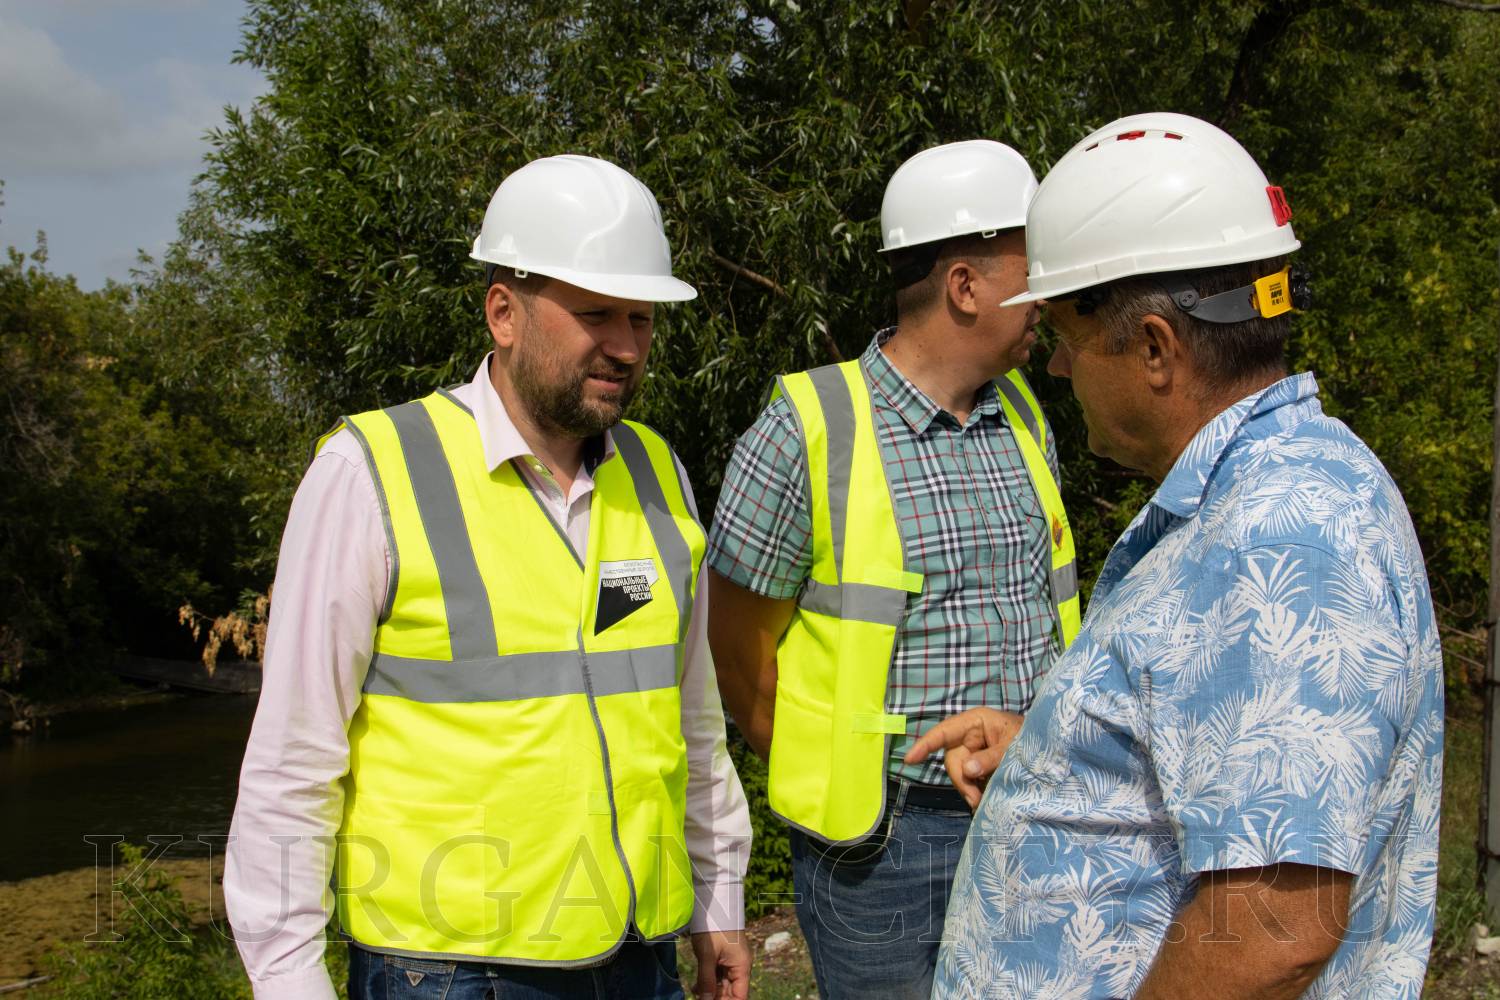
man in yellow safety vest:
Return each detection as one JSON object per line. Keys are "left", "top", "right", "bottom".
{"left": 225, "top": 155, "right": 751, "bottom": 1000}
{"left": 706, "top": 140, "right": 1078, "bottom": 999}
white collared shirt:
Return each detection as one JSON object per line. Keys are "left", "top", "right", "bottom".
{"left": 224, "top": 355, "right": 750, "bottom": 1000}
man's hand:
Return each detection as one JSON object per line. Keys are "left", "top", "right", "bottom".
{"left": 690, "top": 929, "right": 751, "bottom": 1000}
{"left": 903, "top": 707, "right": 1024, "bottom": 808}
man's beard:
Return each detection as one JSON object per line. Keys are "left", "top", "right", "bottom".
{"left": 511, "top": 336, "right": 638, "bottom": 439}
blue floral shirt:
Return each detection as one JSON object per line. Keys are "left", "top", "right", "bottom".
{"left": 935, "top": 373, "right": 1444, "bottom": 999}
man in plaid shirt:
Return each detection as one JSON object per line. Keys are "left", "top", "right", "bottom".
{"left": 706, "top": 141, "right": 1073, "bottom": 999}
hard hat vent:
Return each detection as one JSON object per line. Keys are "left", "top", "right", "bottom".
{"left": 999, "top": 112, "right": 1302, "bottom": 306}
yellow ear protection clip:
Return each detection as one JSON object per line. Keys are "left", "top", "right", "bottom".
{"left": 1156, "top": 265, "right": 1311, "bottom": 324}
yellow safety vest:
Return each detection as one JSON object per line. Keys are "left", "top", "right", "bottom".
{"left": 767, "top": 360, "right": 1079, "bottom": 843}
{"left": 323, "top": 388, "right": 704, "bottom": 965}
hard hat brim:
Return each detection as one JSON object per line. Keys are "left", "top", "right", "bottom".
{"left": 1002, "top": 235, "right": 1303, "bottom": 308}
{"left": 1001, "top": 288, "right": 1047, "bottom": 307}
{"left": 544, "top": 267, "right": 699, "bottom": 303}
{"left": 473, "top": 255, "right": 698, "bottom": 303}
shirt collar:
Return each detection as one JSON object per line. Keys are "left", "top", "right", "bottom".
{"left": 861, "top": 328, "right": 1003, "bottom": 434}
{"left": 1151, "top": 371, "right": 1322, "bottom": 517}
{"left": 470, "top": 353, "right": 615, "bottom": 474}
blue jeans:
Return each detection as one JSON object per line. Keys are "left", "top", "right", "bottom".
{"left": 789, "top": 780, "right": 971, "bottom": 1000}
{"left": 347, "top": 937, "right": 684, "bottom": 1000}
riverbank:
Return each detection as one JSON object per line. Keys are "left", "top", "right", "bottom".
{"left": 2, "top": 655, "right": 263, "bottom": 734}
{"left": 2, "top": 687, "right": 181, "bottom": 732}
{"left": 0, "top": 856, "right": 224, "bottom": 985}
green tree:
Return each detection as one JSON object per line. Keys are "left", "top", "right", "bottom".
{"left": 0, "top": 227, "right": 277, "bottom": 686}
{"left": 194, "top": 2, "right": 1499, "bottom": 608}
{"left": 197, "top": 0, "right": 1105, "bottom": 505}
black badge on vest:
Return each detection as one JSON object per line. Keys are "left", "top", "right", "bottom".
{"left": 595, "top": 558, "right": 657, "bottom": 633}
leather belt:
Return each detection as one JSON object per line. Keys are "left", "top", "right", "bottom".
{"left": 888, "top": 776, "right": 968, "bottom": 811}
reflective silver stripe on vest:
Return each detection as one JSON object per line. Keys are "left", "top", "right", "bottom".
{"left": 806, "top": 365, "right": 856, "bottom": 571}
{"left": 793, "top": 365, "right": 911, "bottom": 627}
{"left": 609, "top": 423, "right": 694, "bottom": 643}
{"left": 1053, "top": 561, "right": 1079, "bottom": 605}
{"left": 337, "top": 418, "right": 402, "bottom": 625}
{"left": 991, "top": 378, "right": 1081, "bottom": 629}
{"left": 799, "top": 579, "right": 910, "bottom": 626}
{"left": 385, "top": 400, "right": 499, "bottom": 663}
{"left": 364, "top": 644, "right": 679, "bottom": 703}
{"left": 993, "top": 374, "right": 1042, "bottom": 445}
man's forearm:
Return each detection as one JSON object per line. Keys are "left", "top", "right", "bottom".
{"left": 706, "top": 571, "right": 794, "bottom": 760}
{"left": 1135, "top": 865, "right": 1351, "bottom": 1000}
{"left": 715, "top": 662, "right": 776, "bottom": 758}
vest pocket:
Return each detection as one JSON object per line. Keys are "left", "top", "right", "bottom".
{"left": 339, "top": 795, "right": 494, "bottom": 949}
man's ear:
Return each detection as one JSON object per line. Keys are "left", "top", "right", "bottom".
{"left": 1138, "top": 313, "right": 1182, "bottom": 390}
{"left": 944, "top": 261, "right": 982, "bottom": 318}
{"left": 486, "top": 283, "right": 521, "bottom": 349}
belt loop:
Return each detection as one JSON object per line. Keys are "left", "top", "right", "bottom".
{"left": 889, "top": 775, "right": 911, "bottom": 817}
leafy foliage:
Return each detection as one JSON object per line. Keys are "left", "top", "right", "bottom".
{"left": 0, "top": 236, "right": 272, "bottom": 687}
{"left": 185, "top": 0, "right": 1498, "bottom": 627}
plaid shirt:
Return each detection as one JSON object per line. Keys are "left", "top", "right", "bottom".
{"left": 708, "top": 330, "right": 1060, "bottom": 785}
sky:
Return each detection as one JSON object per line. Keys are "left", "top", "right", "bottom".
{"left": 0, "top": 0, "right": 266, "bottom": 290}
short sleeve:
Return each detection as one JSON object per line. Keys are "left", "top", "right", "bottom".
{"left": 705, "top": 397, "right": 812, "bottom": 600}
{"left": 1147, "top": 542, "right": 1404, "bottom": 877}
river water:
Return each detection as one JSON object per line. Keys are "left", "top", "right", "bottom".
{"left": 0, "top": 693, "right": 258, "bottom": 882}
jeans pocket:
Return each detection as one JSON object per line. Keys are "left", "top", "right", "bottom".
{"left": 651, "top": 940, "right": 682, "bottom": 984}
{"left": 383, "top": 954, "right": 458, "bottom": 999}
{"left": 812, "top": 808, "right": 897, "bottom": 867}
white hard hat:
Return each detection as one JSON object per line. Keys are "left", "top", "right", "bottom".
{"left": 1004, "top": 112, "right": 1300, "bottom": 306}
{"left": 470, "top": 154, "right": 697, "bottom": 302}
{"left": 879, "top": 139, "right": 1038, "bottom": 252}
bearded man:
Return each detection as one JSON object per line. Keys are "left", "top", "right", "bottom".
{"left": 225, "top": 155, "right": 751, "bottom": 1000}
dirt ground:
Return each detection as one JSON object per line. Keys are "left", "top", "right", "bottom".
{"left": 0, "top": 856, "right": 225, "bottom": 985}
{"left": 1426, "top": 950, "right": 1500, "bottom": 1000}
{"left": 3, "top": 860, "right": 1493, "bottom": 998}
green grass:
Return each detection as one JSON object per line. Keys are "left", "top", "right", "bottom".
{"left": 1435, "top": 691, "right": 1485, "bottom": 953}
{"left": 1426, "top": 675, "right": 1500, "bottom": 996}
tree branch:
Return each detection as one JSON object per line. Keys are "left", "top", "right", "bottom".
{"left": 1218, "top": 0, "right": 1314, "bottom": 131}
{"left": 707, "top": 251, "right": 843, "bottom": 362}
{"left": 1426, "top": 0, "right": 1500, "bottom": 11}
{"left": 1088, "top": 493, "right": 1120, "bottom": 514}
{"left": 903, "top": 0, "right": 934, "bottom": 34}
{"left": 710, "top": 252, "right": 788, "bottom": 298}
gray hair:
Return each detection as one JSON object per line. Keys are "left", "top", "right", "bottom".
{"left": 1092, "top": 256, "right": 1292, "bottom": 398}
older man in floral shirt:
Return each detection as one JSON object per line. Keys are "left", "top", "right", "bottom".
{"left": 912, "top": 113, "right": 1442, "bottom": 999}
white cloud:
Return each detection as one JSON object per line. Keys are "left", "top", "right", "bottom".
{"left": 0, "top": 2, "right": 264, "bottom": 286}
{"left": 7, "top": 0, "right": 206, "bottom": 15}
{"left": 0, "top": 17, "right": 124, "bottom": 167}
{"left": 0, "top": 14, "right": 260, "bottom": 176}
